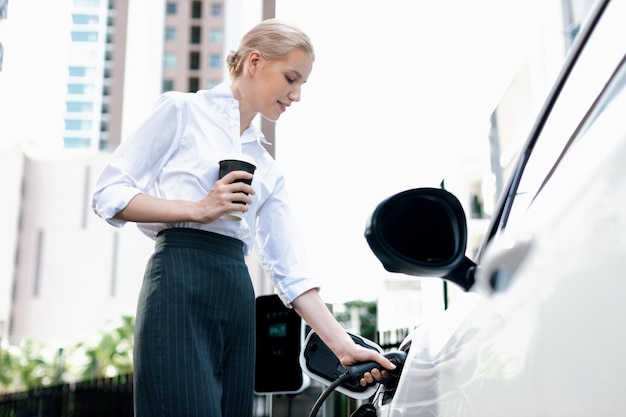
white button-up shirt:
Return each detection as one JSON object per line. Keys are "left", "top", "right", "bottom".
{"left": 91, "top": 82, "right": 318, "bottom": 305}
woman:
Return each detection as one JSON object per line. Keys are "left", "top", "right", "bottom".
{"left": 92, "top": 18, "right": 393, "bottom": 417}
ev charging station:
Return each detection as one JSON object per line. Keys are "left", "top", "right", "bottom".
{"left": 255, "top": 294, "right": 310, "bottom": 412}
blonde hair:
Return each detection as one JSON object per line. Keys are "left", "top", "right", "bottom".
{"left": 226, "top": 18, "right": 315, "bottom": 78}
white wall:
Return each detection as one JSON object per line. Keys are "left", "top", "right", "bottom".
{"left": 8, "top": 154, "right": 153, "bottom": 346}
{"left": 121, "top": 0, "right": 166, "bottom": 141}
{"left": 262, "top": 0, "right": 537, "bottom": 303}
{"left": 0, "top": 146, "right": 23, "bottom": 342}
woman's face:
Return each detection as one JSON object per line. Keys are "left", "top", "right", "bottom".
{"left": 250, "top": 48, "right": 314, "bottom": 122}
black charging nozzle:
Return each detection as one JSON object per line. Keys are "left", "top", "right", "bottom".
{"left": 308, "top": 350, "right": 407, "bottom": 417}
{"left": 346, "top": 350, "right": 407, "bottom": 385}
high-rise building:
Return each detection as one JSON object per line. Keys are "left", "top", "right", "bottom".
{"left": 3, "top": 0, "right": 275, "bottom": 348}
{"left": 162, "top": 0, "right": 225, "bottom": 93}
{"left": 62, "top": 0, "right": 227, "bottom": 153}
{"left": 0, "top": 0, "right": 7, "bottom": 71}
{"left": 65, "top": 1, "right": 155, "bottom": 153}
{"left": 64, "top": 0, "right": 123, "bottom": 151}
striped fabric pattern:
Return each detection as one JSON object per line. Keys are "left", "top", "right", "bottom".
{"left": 133, "top": 228, "right": 256, "bottom": 417}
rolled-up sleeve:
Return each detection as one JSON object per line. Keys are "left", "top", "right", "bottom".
{"left": 254, "top": 173, "right": 320, "bottom": 308}
{"left": 91, "top": 93, "right": 183, "bottom": 227}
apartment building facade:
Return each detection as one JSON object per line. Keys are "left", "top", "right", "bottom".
{"left": 64, "top": 0, "right": 227, "bottom": 152}
{"left": 2, "top": 0, "right": 274, "bottom": 347}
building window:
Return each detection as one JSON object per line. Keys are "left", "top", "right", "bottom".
{"left": 191, "top": 26, "right": 201, "bottom": 44}
{"left": 209, "top": 28, "right": 223, "bottom": 43}
{"left": 33, "top": 230, "right": 44, "bottom": 297}
{"left": 190, "top": 51, "right": 200, "bottom": 70}
{"left": 72, "top": 14, "right": 100, "bottom": 24}
{"left": 64, "top": 137, "right": 92, "bottom": 148}
{"left": 209, "top": 54, "right": 221, "bottom": 69}
{"left": 166, "top": 2, "right": 177, "bottom": 15}
{"left": 211, "top": 3, "right": 222, "bottom": 16}
{"left": 207, "top": 79, "right": 220, "bottom": 89}
{"left": 66, "top": 101, "right": 94, "bottom": 112}
{"left": 65, "top": 119, "right": 93, "bottom": 130}
{"left": 163, "top": 79, "right": 175, "bottom": 92}
{"left": 191, "top": 1, "right": 202, "bottom": 18}
{"left": 0, "top": 0, "right": 7, "bottom": 19}
{"left": 165, "top": 27, "right": 176, "bottom": 41}
{"left": 71, "top": 31, "right": 99, "bottom": 42}
{"left": 67, "top": 83, "right": 95, "bottom": 94}
{"left": 163, "top": 52, "right": 177, "bottom": 68}
{"left": 188, "top": 77, "right": 199, "bottom": 92}
{"left": 68, "top": 66, "right": 96, "bottom": 77}
{"left": 73, "top": 0, "right": 101, "bottom": 7}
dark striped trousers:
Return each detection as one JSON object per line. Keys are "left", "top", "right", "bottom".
{"left": 133, "top": 228, "right": 255, "bottom": 417}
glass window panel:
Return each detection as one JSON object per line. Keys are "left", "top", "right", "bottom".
{"left": 67, "top": 84, "right": 95, "bottom": 94}
{"left": 65, "top": 119, "right": 93, "bottom": 130}
{"left": 73, "top": 0, "right": 100, "bottom": 7}
{"left": 71, "top": 31, "right": 99, "bottom": 42}
{"left": 0, "top": 0, "right": 7, "bottom": 19}
{"left": 209, "top": 54, "right": 221, "bottom": 69}
{"left": 69, "top": 66, "right": 87, "bottom": 77}
{"left": 162, "top": 80, "right": 174, "bottom": 92}
{"left": 211, "top": 4, "right": 222, "bottom": 16}
{"left": 163, "top": 52, "right": 177, "bottom": 68}
{"left": 64, "top": 137, "right": 92, "bottom": 148}
{"left": 72, "top": 14, "right": 99, "bottom": 24}
{"left": 209, "top": 28, "right": 223, "bottom": 43}
{"left": 165, "top": 27, "right": 176, "bottom": 41}
{"left": 191, "top": 26, "right": 201, "bottom": 44}
{"left": 190, "top": 51, "right": 200, "bottom": 70}
{"left": 66, "top": 102, "right": 94, "bottom": 112}
{"left": 191, "top": 1, "right": 202, "bottom": 18}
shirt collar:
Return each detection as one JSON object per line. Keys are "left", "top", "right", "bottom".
{"left": 209, "top": 81, "right": 234, "bottom": 99}
{"left": 207, "top": 82, "right": 271, "bottom": 146}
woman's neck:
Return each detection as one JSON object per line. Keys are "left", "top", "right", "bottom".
{"left": 230, "top": 82, "right": 255, "bottom": 136}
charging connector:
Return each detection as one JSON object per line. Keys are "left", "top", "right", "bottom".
{"left": 346, "top": 351, "right": 407, "bottom": 384}
{"left": 307, "top": 351, "right": 407, "bottom": 417}
{"left": 301, "top": 331, "right": 384, "bottom": 398}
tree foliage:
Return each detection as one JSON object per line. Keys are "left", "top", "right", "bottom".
{"left": 0, "top": 315, "right": 134, "bottom": 394}
{"left": 1, "top": 302, "right": 379, "bottom": 394}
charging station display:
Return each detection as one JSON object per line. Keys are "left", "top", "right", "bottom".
{"left": 255, "top": 294, "right": 309, "bottom": 394}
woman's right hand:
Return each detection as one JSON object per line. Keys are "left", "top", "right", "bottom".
{"left": 193, "top": 171, "right": 255, "bottom": 223}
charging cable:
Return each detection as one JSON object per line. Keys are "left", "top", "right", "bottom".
{"left": 308, "top": 371, "right": 351, "bottom": 417}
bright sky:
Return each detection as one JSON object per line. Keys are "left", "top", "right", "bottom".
{"left": 0, "top": 0, "right": 72, "bottom": 152}
{"left": 267, "top": 0, "right": 537, "bottom": 302}
{"left": 0, "top": 0, "right": 541, "bottom": 303}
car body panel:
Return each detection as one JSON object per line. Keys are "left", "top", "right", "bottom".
{"left": 374, "top": 0, "right": 626, "bottom": 415}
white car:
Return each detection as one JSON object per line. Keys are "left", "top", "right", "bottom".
{"left": 303, "top": 0, "right": 626, "bottom": 415}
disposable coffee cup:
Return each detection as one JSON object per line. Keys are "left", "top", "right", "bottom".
{"left": 218, "top": 155, "right": 256, "bottom": 221}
